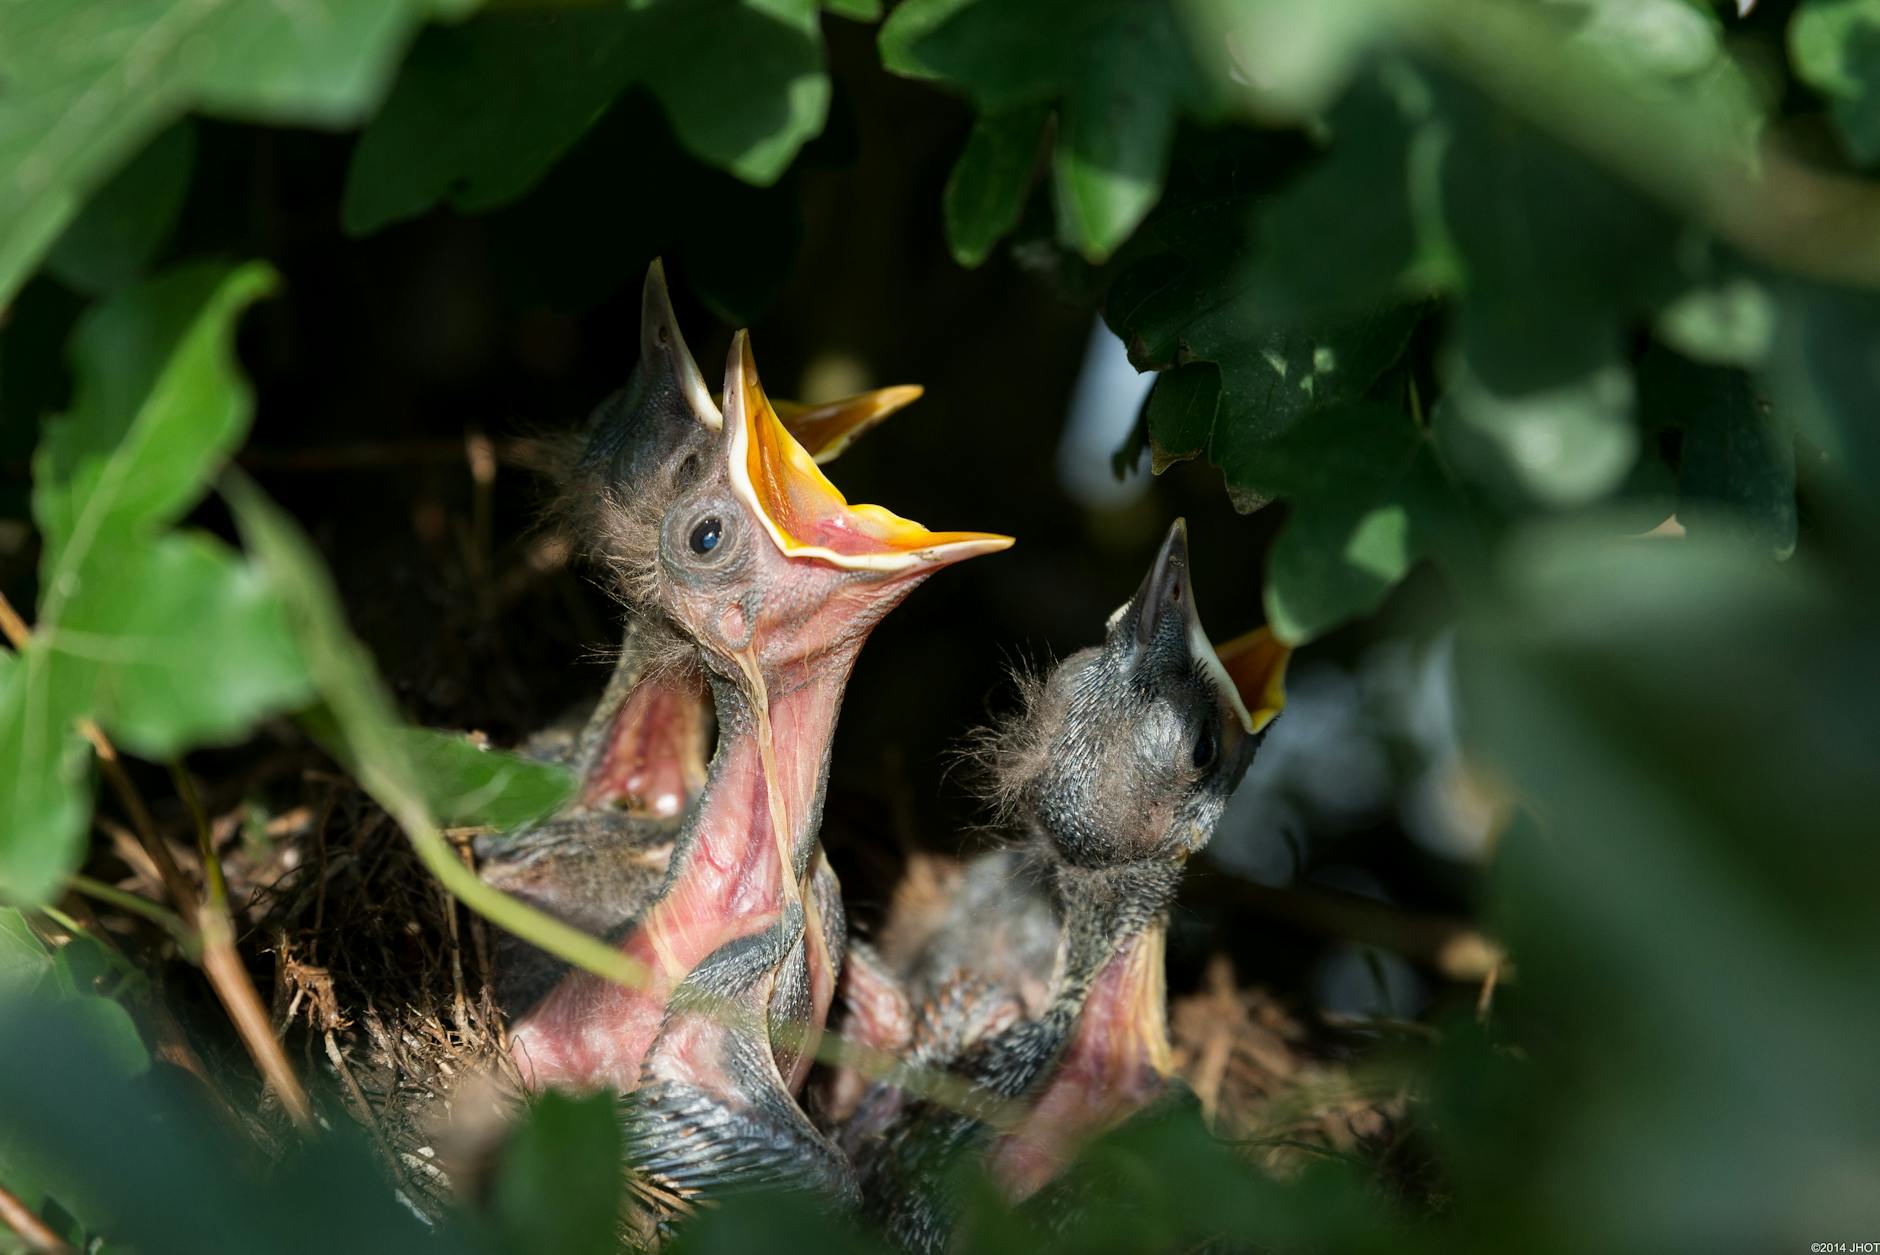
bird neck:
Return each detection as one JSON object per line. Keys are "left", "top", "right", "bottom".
{"left": 1046, "top": 857, "right": 1182, "bottom": 1003}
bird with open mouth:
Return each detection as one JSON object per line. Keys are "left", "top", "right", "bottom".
{"left": 841, "top": 520, "right": 1289, "bottom": 1252}
{"left": 500, "top": 327, "right": 1010, "bottom": 1222}
{"left": 476, "top": 260, "right": 924, "bottom": 1018}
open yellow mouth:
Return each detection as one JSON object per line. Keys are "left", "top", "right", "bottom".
{"left": 724, "top": 331, "right": 1014, "bottom": 572}
{"left": 1214, "top": 627, "right": 1291, "bottom": 734}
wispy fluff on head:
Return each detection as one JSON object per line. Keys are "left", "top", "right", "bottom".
{"left": 955, "top": 649, "right": 1068, "bottom": 829}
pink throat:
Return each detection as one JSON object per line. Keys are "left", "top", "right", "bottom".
{"left": 990, "top": 927, "right": 1173, "bottom": 1201}
{"left": 506, "top": 653, "right": 855, "bottom": 1095}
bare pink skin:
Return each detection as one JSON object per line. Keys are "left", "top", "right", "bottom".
{"left": 990, "top": 929, "right": 1173, "bottom": 1201}
{"left": 580, "top": 672, "right": 710, "bottom": 818}
{"left": 508, "top": 651, "right": 857, "bottom": 1094}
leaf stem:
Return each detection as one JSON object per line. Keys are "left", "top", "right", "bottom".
{"left": 0, "top": 590, "right": 28, "bottom": 649}
{"left": 66, "top": 875, "right": 195, "bottom": 954}
{"left": 0, "top": 1180, "right": 72, "bottom": 1254}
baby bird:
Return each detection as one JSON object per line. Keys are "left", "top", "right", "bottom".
{"left": 848, "top": 520, "right": 1288, "bottom": 1251}
{"left": 478, "top": 261, "right": 919, "bottom": 1015}
{"left": 512, "top": 332, "right": 1009, "bottom": 1221}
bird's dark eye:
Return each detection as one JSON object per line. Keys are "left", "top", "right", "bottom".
{"left": 689, "top": 516, "right": 723, "bottom": 556}
{"left": 1191, "top": 724, "right": 1216, "bottom": 771}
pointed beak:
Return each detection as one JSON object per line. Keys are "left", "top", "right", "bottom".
{"left": 1120, "top": 519, "right": 1290, "bottom": 734}
{"left": 774, "top": 385, "right": 925, "bottom": 464}
{"left": 641, "top": 257, "right": 721, "bottom": 430}
{"left": 724, "top": 331, "right": 1013, "bottom": 572}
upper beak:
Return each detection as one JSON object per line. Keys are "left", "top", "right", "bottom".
{"left": 723, "top": 331, "right": 1013, "bottom": 572}
{"left": 645, "top": 258, "right": 920, "bottom": 461}
{"left": 640, "top": 258, "right": 720, "bottom": 429}
{"left": 1125, "top": 519, "right": 1291, "bottom": 734}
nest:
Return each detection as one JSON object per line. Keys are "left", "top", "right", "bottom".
{"left": 103, "top": 750, "right": 1421, "bottom": 1228}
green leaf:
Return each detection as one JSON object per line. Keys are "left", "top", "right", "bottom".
{"left": 33, "top": 262, "right": 277, "bottom": 576}
{"left": 486, "top": 1092, "right": 624, "bottom": 1255}
{"left": 1637, "top": 349, "right": 1795, "bottom": 555}
{"left": 49, "top": 534, "right": 310, "bottom": 758}
{"left": 882, "top": 0, "right": 1219, "bottom": 261}
{"left": 1654, "top": 272, "right": 1778, "bottom": 368}
{"left": 402, "top": 727, "right": 576, "bottom": 830}
{"left": 1246, "top": 66, "right": 1454, "bottom": 320}
{"left": 1455, "top": 527, "right": 1880, "bottom": 1248}
{"left": 1141, "top": 361, "right": 1220, "bottom": 474}
{"left": 1109, "top": 202, "right": 1424, "bottom": 503}
{"left": 1248, "top": 404, "right": 1486, "bottom": 644}
{"left": 0, "top": 909, "right": 53, "bottom": 996}
{"left": 943, "top": 106, "right": 1049, "bottom": 268}
{"left": 1792, "top": 0, "right": 1880, "bottom": 165}
{"left": 344, "top": 0, "right": 829, "bottom": 233}
{"left": 1, "top": 263, "right": 310, "bottom": 907}
{"left": 1435, "top": 344, "right": 1640, "bottom": 511}
{"left": 47, "top": 122, "right": 196, "bottom": 295}
{"left": 1438, "top": 82, "right": 1679, "bottom": 392}
{"left": 0, "top": 656, "right": 92, "bottom": 905}
{"left": 823, "top": 0, "right": 881, "bottom": 18}
{"left": 0, "top": 0, "right": 457, "bottom": 306}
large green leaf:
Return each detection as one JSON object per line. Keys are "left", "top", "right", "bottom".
{"left": 485, "top": 1092, "right": 624, "bottom": 1255}
{"left": 1244, "top": 404, "right": 1486, "bottom": 644}
{"left": 343, "top": 0, "right": 828, "bottom": 234}
{"left": 0, "top": 0, "right": 469, "bottom": 306}
{"left": 1792, "top": 0, "right": 1880, "bottom": 166}
{"left": 0, "top": 263, "right": 311, "bottom": 907}
{"left": 882, "top": 0, "right": 1220, "bottom": 262}
{"left": 1455, "top": 527, "right": 1880, "bottom": 1248}
{"left": 47, "top": 122, "right": 196, "bottom": 296}
{"left": 943, "top": 106, "right": 1050, "bottom": 268}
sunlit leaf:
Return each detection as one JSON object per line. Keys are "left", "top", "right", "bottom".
{"left": 402, "top": 727, "right": 575, "bottom": 830}
{"left": 0, "top": 0, "right": 467, "bottom": 305}
{"left": 0, "top": 263, "right": 310, "bottom": 906}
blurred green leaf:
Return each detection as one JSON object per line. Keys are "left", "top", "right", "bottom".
{"left": 483, "top": 1092, "right": 624, "bottom": 1255}
{"left": 1252, "top": 404, "right": 1485, "bottom": 644}
{"left": 1435, "top": 345, "right": 1639, "bottom": 511}
{"left": 0, "top": 993, "right": 461, "bottom": 1254}
{"left": 883, "top": 0, "right": 1219, "bottom": 261}
{"left": 1637, "top": 348, "right": 1796, "bottom": 555}
{"left": 1457, "top": 526, "right": 1880, "bottom": 1248}
{"left": 1792, "top": 0, "right": 1880, "bottom": 165}
{"left": 823, "top": 0, "right": 882, "bottom": 20}
{"left": 402, "top": 727, "right": 575, "bottom": 829}
{"left": 666, "top": 1185, "right": 884, "bottom": 1255}
{"left": 943, "top": 106, "right": 1049, "bottom": 268}
{"left": 0, "top": 0, "right": 467, "bottom": 306}
{"left": 344, "top": 0, "right": 828, "bottom": 234}
{"left": 1764, "top": 283, "right": 1880, "bottom": 537}
{"left": 1, "top": 263, "right": 310, "bottom": 907}
{"left": 47, "top": 122, "right": 196, "bottom": 295}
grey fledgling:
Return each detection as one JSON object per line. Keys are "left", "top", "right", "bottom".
{"left": 477, "top": 261, "right": 921, "bottom": 1019}
{"left": 847, "top": 520, "right": 1289, "bottom": 1252}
